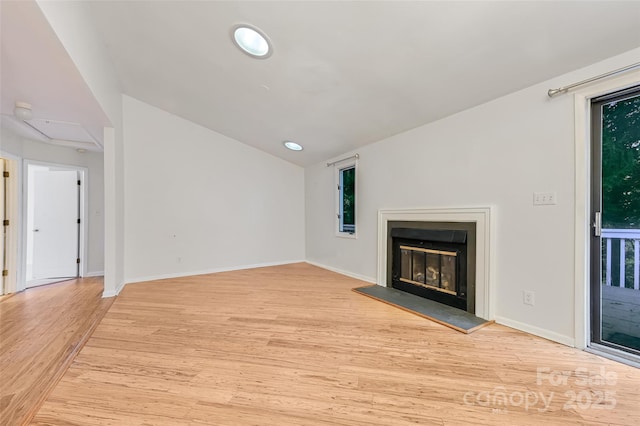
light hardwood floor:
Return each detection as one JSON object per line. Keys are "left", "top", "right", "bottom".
{"left": 29, "top": 264, "right": 640, "bottom": 425}
{"left": 0, "top": 277, "right": 113, "bottom": 426}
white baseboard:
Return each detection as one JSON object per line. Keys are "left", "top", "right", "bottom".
{"left": 494, "top": 315, "right": 575, "bottom": 347}
{"left": 305, "top": 260, "right": 376, "bottom": 285}
{"left": 124, "top": 260, "right": 306, "bottom": 285}
{"left": 102, "top": 280, "right": 124, "bottom": 298}
{"left": 26, "top": 278, "right": 74, "bottom": 288}
{"left": 85, "top": 271, "right": 104, "bottom": 278}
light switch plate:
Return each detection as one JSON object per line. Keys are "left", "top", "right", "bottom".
{"left": 533, "top": 192, "right": 557, "bottom": 205}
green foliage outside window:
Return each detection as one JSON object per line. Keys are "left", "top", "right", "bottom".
{"left": 600, "top": 92, "right": 640, "bottom": 289}
{"left": 342, "top": 167, "right": 355, "bottom": 227}
{"left": 601, "top": 94, "right": 640, "bottom": 229}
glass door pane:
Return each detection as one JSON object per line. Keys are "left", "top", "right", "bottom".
{"left": 592, "top": 87, "right": 640, "bottom": 355}
{"left": 425, "top": 253, "right": 439, "bottom": 288}
{"left": 412, "top": 251, "right": 425, "bottom": 284}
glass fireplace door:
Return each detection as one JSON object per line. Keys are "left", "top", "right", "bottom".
{"left": 399, "top": 245, "right": 457, "bottom": 296}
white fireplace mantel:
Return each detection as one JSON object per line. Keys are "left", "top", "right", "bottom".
{"left": 377, "top": 207, "right": 495, "bottom": 320}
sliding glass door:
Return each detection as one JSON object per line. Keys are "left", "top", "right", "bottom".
{"left": 591, "top": 86, "right": 640, "bottom": 356}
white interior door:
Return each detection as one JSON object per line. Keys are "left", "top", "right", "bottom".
{"left": 31, "top": 169, "right": 79, "bottom": 281}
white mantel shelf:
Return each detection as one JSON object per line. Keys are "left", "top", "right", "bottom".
{"left": 377, "top": 206, "right": 495, "bottom": 320}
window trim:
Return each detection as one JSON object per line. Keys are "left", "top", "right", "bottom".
{"left": 335, "top": 158, "right": 357, "bottom": 239}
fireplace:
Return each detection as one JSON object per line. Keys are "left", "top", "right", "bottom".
{"left": 378, "top": 208, "right": 492, "bottom": 319}
{"left": 388, "top": 221, "right": 476, "bottom": 314}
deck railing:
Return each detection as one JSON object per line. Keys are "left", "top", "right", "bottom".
{"left": 601, "top": 229, "right": 640, "bottom": 290}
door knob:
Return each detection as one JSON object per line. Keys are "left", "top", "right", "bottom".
{"left": 33, "top": 229, "right": 39, "bottom": 232}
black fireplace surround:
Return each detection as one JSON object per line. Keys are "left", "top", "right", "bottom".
{"left": 391, "top": 227, "right": 469, "bottom": 311}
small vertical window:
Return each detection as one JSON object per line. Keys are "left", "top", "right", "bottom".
{"left": 336, "top": 162, "right": 356, "bottom": 236}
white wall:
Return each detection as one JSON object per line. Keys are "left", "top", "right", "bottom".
{"left": 37, "top": 0, "right": 125, "bottom": 297}
{"left": 123, "top": 96, "right": 305, "bottom": 283}
{"left": 1, "top": 125, "right": 105, "bottom": 276}
{"left": 305, "top": 48, "right": 640, "bottom": 345}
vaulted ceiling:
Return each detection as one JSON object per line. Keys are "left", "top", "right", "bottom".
{"left": 3, "top": 1, "right": 640, "bottom": 166}
{"left": 0, "top": 0, "right": 110, "bottom": 151}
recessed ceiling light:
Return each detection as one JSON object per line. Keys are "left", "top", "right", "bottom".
{"left": 283, "top": 141, "right": 303, "bottom": 151}
{"left": 232, "top": 25, "right": 272, "bottom": 59}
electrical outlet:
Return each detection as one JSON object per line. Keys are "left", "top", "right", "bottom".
{"left": 523, "top": 290, "right": 535, "bottom": 306}
{"left": 533, "top": 192, "right": 557, "bottom": 205}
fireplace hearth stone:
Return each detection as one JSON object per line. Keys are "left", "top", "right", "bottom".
{"left": 353, "top": 285, "right": 492, "bottom": 333}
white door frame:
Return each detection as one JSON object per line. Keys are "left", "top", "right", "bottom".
{"left": 0, "top": 151, "right": 21, "bottom": 295}
{"left": 22, "top": 159, "right": 89, "bottom": 291}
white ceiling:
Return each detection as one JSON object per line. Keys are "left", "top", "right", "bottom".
{"left": 86, "top": 1, "right": 640, "bottom": 166}
{"left": 0, "top": 0, "right": 110, "bottom": 151}
{"left": 2, "top": 2, "right": 640, "bottom": 165}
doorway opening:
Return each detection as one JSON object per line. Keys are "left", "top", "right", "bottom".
{"left": 24, "top": 161, "right": 87, "bottom": 288}
{"left": 590, "top": 85, "right": 640, "bottom": 359}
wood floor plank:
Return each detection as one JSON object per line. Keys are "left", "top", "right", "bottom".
{"left": 0, "top": 277, "right": 113, "bottom": 426}
{"left": 28, "top": 263, "right": 640, "bottom": 425}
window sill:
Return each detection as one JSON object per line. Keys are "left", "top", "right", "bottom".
{"left": 336, "top": 232, "right": 357, "bottom": 239}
